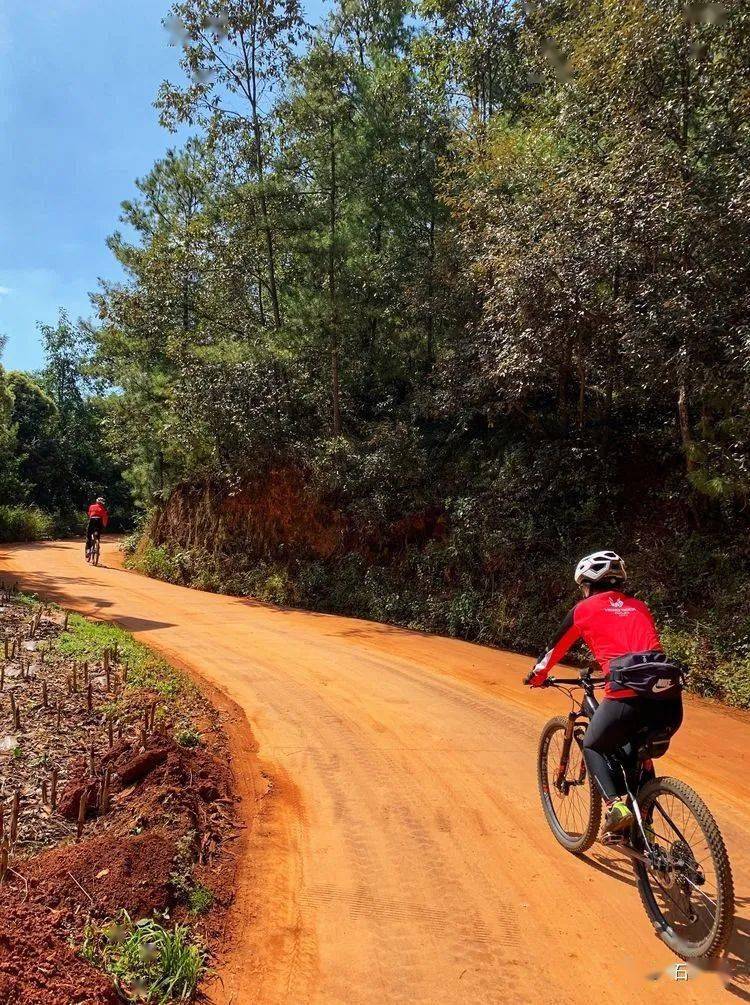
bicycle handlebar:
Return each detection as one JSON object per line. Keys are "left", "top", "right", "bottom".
{"left": 544, "top": 675, "right": 605, "bottom": 688}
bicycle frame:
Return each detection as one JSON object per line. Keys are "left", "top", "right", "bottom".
{"left": 545, "top": 672, "right": 654, "bottom": 858}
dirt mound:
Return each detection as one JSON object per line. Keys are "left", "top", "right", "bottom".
{"left": 21, "top": 831, "right": 177, "bottom": 918}
{"left": 0, "top": 902, "right": 118, "bottom": 1005}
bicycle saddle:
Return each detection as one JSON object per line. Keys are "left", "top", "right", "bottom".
{"left": 635, "top": 727, "right": 672, "bottom": 761}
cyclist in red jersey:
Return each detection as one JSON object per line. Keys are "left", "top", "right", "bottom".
{"left": 85, "top": 497, "right": 110, "bottom": 559}
{"left": 524, "top": 551, "right": 683, "bottom": 836}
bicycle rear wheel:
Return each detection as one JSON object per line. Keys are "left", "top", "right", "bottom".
{"left": 634, "top": 776, "right": 734, "bottom": 958}
{"left": 537, "top": 715, "right": 601, "bottom": 853}
{"left": 92, "top": 538, "right": 100, "bottom": 566}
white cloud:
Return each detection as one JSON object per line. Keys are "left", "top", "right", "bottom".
{"left": 0, "top": 286, "right": 11, "bottom": 296}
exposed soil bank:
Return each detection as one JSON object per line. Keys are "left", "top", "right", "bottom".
{"left": 130, "top": 474, "right": 750, "bottom": 709}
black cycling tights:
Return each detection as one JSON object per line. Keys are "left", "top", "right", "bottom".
{"left": 86, "top": 517, "right": 102, "bottom": 550}
{"left": 582, "top": 696, "right": 683, "bottom": 801}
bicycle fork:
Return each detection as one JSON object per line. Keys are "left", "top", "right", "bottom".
{"left": 555, "top": 712, "right": 587, "bottom": 790}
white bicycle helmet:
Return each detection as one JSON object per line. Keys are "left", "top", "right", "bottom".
{"left": 574, "top": 550, "right": 627, "bottom": 586}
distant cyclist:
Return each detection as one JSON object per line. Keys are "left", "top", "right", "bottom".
{"left": 524, "top": 551, "right": 684, "bottom": 837}
{"left": 85, "top": 496, "right": 110, "bottom": 560}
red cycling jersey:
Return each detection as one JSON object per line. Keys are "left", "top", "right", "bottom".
{"left": 535, "top": 590, "right": 662, "bottom": 699}
{"left": 87, "top": 502, "right": 109, "bottom": 527}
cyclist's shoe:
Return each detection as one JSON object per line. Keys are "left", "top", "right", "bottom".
{"left": 603, "top": 798, "right": 633, "bottom": 836}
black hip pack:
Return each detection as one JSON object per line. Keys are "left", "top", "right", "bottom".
{"left": 609, "top": 650, "right": 686, "bottom": 700}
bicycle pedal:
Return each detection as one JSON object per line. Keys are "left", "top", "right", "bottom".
{"left": 601, "top": 832, "right": 626, "bottom": 847}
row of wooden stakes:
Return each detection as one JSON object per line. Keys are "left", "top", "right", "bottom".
{"left": 0, "top": 700, "right": 164, "bottom": 882}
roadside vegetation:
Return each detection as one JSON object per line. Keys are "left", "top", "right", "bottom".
{"left": 0, "top": 317, "right": 130, "bottom": 539}
{"left": 81, "top": 913, "right": 207, "bottom": 1004}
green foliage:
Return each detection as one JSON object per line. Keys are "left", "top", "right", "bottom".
{"left": 187, "top": 885, "right": 214, "bottom": 915}
{"left": 80, "top": 913, "right": 207, "bottom": 1003}
{"left": 175, "top": 726, "right": 201, "bottom": 749}
{"left": 0, "top": 313, "right": 131, "bottom": 532}
{"left": 134, "top": 543, "right": 186, "bottom": 585}
{"left": 0, "top": 504, "right": 54, "bottom": 542}
{"left": 54, "top": 614, "right": 184, "bottom": 698}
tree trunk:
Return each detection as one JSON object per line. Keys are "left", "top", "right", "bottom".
{"left": 331, "top": 348, "right": 341, "bottom": 437}
{"left": 426, "top": 205, "right": 435, "bottom": 366}
{"left": 329, "top": 118, "right": 342, "bottom": 436}
{"left": 577, "top": 334, "right": 586, "bottom": 431}
{"left": 253, "top": 116, "right": 281, "bottom": 330}
{"left": 677, "top": 381, "right": 695, "bottom": 473}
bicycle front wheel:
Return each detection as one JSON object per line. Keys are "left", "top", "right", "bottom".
{"left": 634, "top": 776, "right": 734, "bottom": 959}
{"left": 537, "top": 715, "right": 601, "bottom": 854}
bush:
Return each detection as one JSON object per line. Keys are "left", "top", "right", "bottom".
{"left": 134, "top": 543, "right": 186, "bottom": 584}
{"left": 0, "top": 505, "right": 54, "bottom": 542}
{"left": 187, "top": 884, "right": 214, "bottom": 915}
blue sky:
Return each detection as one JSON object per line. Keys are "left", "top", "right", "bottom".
{"left": 0, "top": 1, "right": 190, "bottom": 371}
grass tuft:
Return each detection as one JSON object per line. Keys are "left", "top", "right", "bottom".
{"left": 81, "top": 912, "right": 207, "bottom": 1003}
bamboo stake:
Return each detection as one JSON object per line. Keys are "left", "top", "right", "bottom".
{"left": 107, "top": 716, "right": 114, "bottom": 748}
{"left": 41, "top": 679, "right": 48, "bottom": 708}
{"left": 76, "top": 791, "right": 87, "bottom": 840}
{"left": 41, "top": 779, "right": 48, "bottom": 805}
{"left": 63, "top": 610, "right": 70, "bottom": 631}
{"left": 86, "top": 683, "right": 93, "bottom": 714}
{"left": 10, "top": 792, "right": 19, "bottom": 845}
{"left": 56, "top": 700, "right": 62, "bottom": 732}
{"left": 100, "top": 766, "right": 111, "bottom": 814}
{"left": 51, "top": 768, "right": 58, "bottom": 811}
{"left": 0, "top": 840, "right": 7, "bottom": 883}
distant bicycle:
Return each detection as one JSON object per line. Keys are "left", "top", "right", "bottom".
{"left": 85, "top": 527, "right": 101, "bottom": 567}
{"left": 85, "top": 497, "right": 109, "bottom": 567}
{"left": 535, "top": 670, "right": 734, "bottom": 960}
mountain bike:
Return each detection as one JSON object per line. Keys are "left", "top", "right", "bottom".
{"left": 86, "top": 528, "right": 101, "bottom": 567}
{"left": 535, "top": 671, "right": 734, "bottom": 959}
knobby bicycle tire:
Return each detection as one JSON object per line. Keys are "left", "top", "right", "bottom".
{"left": 537, "top": 715, "right": 601, "bottom": 854}
{"left": 634, "top": 776, "right": 734, "bottom": 959}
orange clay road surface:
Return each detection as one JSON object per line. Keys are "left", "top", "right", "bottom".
{"left": 2, "top": 540, "right": 748, "bottom": 1005}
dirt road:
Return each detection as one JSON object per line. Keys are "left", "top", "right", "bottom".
{"left": 2, "top": 540, "right": 747, "bottom": 1004}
